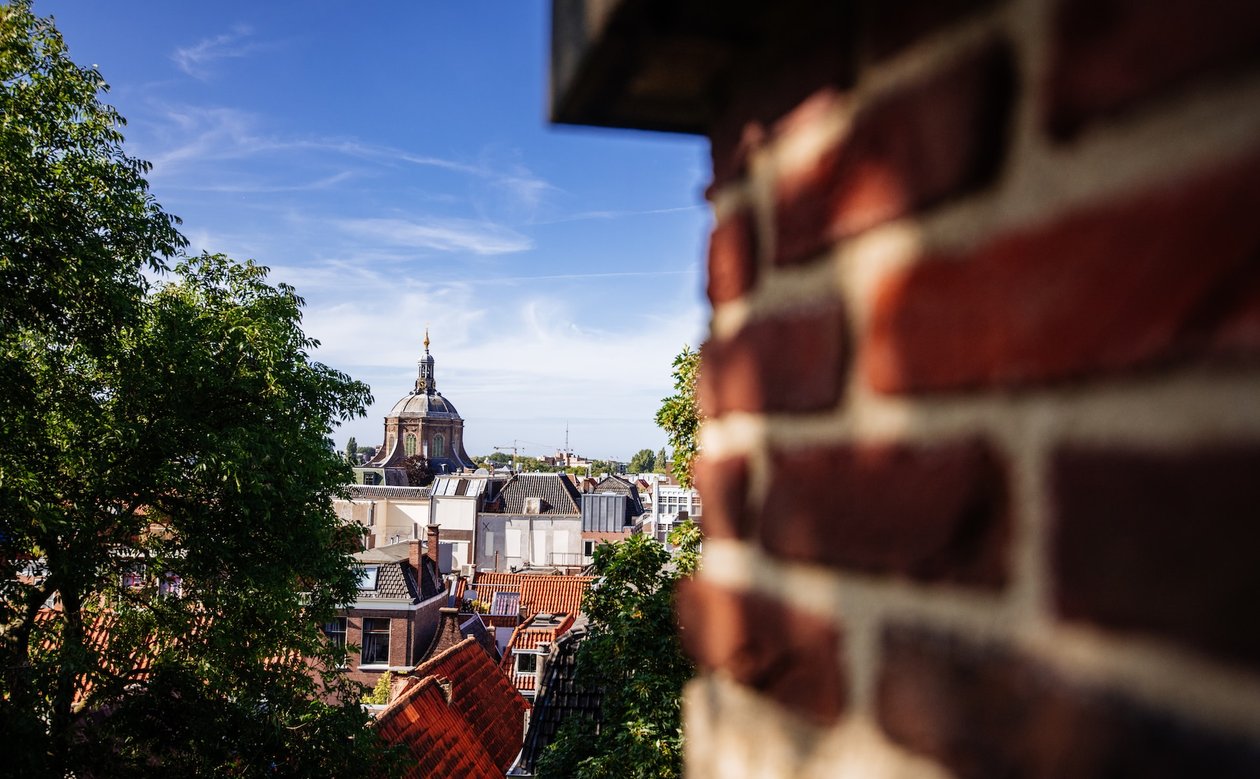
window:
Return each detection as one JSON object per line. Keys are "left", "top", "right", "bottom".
{"left": 362, "top": 618, "right": 390, "bottom": 665}
{"left": 405, "top": 433, "right": 417, "bottom": 456}
{"left": 358, "top": 565, "right": 379, "bottom": 590}
{"left": 322, "top": 617, "right": 347, "bottom": 650}
{"left": 433, "top": 434, "right": 445, "bottom": 458}
{"left": 158, "top": 573, "right": 182, "bottom": 598}
{"left": 583, "top": 540, "right": 595, "bottom": 557}
{"left": 516, "top": 652, "right": 538, "bottom": 674}
{"left": 122, "top": 563, "right": 145, "bottom": 589}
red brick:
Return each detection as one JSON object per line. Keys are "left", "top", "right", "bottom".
{"left": 761, "top": 438, "right": 1009, "bottom": 587}
{"left": 676, "top": 578, "right": 847, "bottom": 725}
{"left": 773, "top": 39, "right": 1014, "bottom": 267}
{"left": 692, "top": 454, "right": 752, "bottom": 541}
{"left": 1047, "top": 0, "right": 1260, "bottom": 138}
{"left": 1053, "top": 445, "right": 1260, "bottom": 671}
{"left": 706, "top": 209, "right": 759, "bottom": 305}
{"left": 865, "top": 150, "right": 1260, "bottom": 394}
{"left": 859, "top": 0, "right": 1004, "bottom": 63}
{"left": 1206, "top": 261, "right": 1260, "bottom": 359}
{"left": 697, "top": 300, "right": 847, "bottom": 417}
{"left": 878, "top": 625, "right": 1260, "bottom": 778}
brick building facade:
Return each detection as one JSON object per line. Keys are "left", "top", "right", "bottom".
{"left": 552, "top": 1, "right": 1260, "bottom": 776}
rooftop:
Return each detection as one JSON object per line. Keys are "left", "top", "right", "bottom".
{"left": 496, "top": 472, "right": 583, "bottom": 515}
{"left": 375, "top": 636, "right": 530, "bottom": 777}
{"left": 472, "top": 572, "right": 594, "bottom": 619}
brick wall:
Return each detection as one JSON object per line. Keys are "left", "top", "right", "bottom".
{"left": 677, "top": 1, "right": 1260, "bottom": 776}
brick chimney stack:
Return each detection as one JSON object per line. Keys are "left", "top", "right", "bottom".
{"left": 426, "top": 523, "right": 441, "bottom": 569}
{"left": 408, "top": 537, "right": 423, "bottom": 575}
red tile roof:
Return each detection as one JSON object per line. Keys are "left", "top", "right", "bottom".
{"left": 374, "top": 677, "right": 504, "bottom": 779}
{"left": 514, "top": 673, "right": 537, "bottom": 691}
{"left": 499, "top": 612, "right": 579, "bottom": 697}
{"left": 472, "top": 572, "right": 593, "bottom": 619}
{"left": 375, "top": 636, "right": 529, "bottom": 778}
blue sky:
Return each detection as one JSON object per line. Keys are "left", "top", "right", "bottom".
{"left": 38, "top": 1, "right": 712, "bottom": 461}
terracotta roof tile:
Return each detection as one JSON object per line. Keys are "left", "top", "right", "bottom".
{"left": 472, "top": 572, "right": 593, "bottom": 619}
{"left": 375, "top": 636, "right": 529, "bottom": 776}
{"left": 514, "top": 673, "right": 537, "bottom": 691}
{"left": 375, "top": 677, "right": 503, "bottom": 779}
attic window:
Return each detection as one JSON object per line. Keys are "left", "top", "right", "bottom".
{"left": 358, "top": 565, "right": 379, "bottom": 590}
{"left": 516, "top": 652, "right": 538, "bottom": 674}
{"left": 523, "top": 497, "right": 544, "bottom": 514}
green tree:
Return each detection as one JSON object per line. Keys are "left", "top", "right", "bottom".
{"left": 536, "top": 522, "right": 700, "bottom": 779}
{"left": 654, "top": 346, "right": 701, "bottom": 488}
{"left": 403, "top": 453, "right": 434, "bottom": 487}
{"left": 363, "top": 670, "right": 394, "bottom": 705}
{"left": 0, "top": 6, "right": 392, "bottom": 775}
{"left": 655, "top": 447, "right": 667, "bottom": 473}
{"left": 345, "top": 436, "right": 359, "bottom": 463}
{"left": 627, "top": 448, "right": 656, "bottom": 474}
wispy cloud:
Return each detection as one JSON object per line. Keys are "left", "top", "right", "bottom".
{"left": 532, "top": 205, "right": 703, "bottom": 225}
{"left": 172, "top": 26, "right": 266, "bottom": 79}
{"left": 301, "top": 282, "right": 707, "bottom": 458}
{"left": 336, "top": 217, "right": 532, "bottom": 255}
{"left": 163, "top": 170, "right": 356, "bottom": 194}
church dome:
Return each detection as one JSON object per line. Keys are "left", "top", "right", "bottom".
{"left": 359, "top": 329, "right": 477, "bottom": 475}
{"left": 389, "top": 391, "right": 461, "bottom": 418}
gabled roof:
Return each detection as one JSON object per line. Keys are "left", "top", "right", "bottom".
{"left": 497, "top": 472, "right": 582, "bottom": 515}
{"left": 472, "top": 572, "right": 593, "bottom": 619}
{"left": 374, "top": 676, "right": 505, "bottom": 779}
{"left": 375, "top": 636, "right": 530, "bottom": 777}
{"left": 593, "top": 474, "right": 636, "bottom": 496}
{"left": 500, "top": 612, "right": 578, "bottom": 690}
{"left": 352, "top": 545, "right": 444, "bottom": 604}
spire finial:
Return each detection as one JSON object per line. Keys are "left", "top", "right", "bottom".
{"left": 423, "top": 325, "right": 430, "bottom": 352}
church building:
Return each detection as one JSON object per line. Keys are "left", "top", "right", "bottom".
{"left": 358, "top": 332, "right": 475, "bottom": 485}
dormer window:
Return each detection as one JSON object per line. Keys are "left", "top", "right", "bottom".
{"left": 358, "top": 565, "right": 379, "bottom": 590}
{"left": 516, "top": 651, "right": 538, "bottom": 675}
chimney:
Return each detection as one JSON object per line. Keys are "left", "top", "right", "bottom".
{"left": 409, "top": 538, "right": 423, "bottom": 575}
{"left": 426, "top": 523, "right": 441, "bottom": 568}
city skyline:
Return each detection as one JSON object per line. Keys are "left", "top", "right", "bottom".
{"left": 39, "top": 0, "right": 711, "bottom": 460}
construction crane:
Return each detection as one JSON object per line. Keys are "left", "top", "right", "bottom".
{"left": 492, "top": 441, "right": 520, "bottom": 472}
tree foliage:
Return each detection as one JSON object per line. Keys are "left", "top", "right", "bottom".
{"left": 536, "top": 523, "right": 700, "bottom": 779}
{"left": 0, "top": 5, "right": 392, "bottom": 775}
{"left": 654, "top": 346, "right": 701, "bottom": 488}
{"left": 402, "top": 454, "right": 434, "bottom": 487}
{"left": 363, "top": 671, "right": 393, "bottom": 706}
{"left": 627, "top": 448, "right": 656, "bottom": 474}
{"left": 345, "top": 436, "right": 358, "bottom": 463}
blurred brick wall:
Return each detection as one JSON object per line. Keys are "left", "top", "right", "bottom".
{"left": 676, "top": 0, "right": 1260, "bottom": 775}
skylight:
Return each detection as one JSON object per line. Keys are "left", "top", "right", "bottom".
{"left": 358, "top": 565, "right": 379, "bottom": 590}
